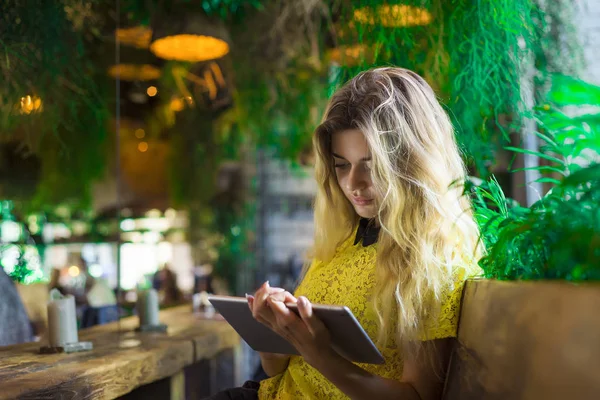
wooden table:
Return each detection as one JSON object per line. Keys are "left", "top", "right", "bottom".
{"left": 0, "top": 305, "right": 241, "bottom": 400}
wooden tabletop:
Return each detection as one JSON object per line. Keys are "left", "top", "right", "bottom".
{"left": 0, "top": 305, "right": 239, "bottom": 399}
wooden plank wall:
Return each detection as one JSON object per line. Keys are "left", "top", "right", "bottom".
{"left": 443, "top": 280, "right": 600, "bottom": 400}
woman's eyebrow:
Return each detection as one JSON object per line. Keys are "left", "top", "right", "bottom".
{"left": 332, "top": 153, "right": 372, "bottom": 162}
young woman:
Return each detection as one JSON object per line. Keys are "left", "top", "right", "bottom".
{"left": 211, "top": 67, "right": 481, "bottom": 399}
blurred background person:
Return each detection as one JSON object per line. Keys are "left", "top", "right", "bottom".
{"left": 0, "top": 267, "right": 33, "bottom": 346}
{"left": 154, "top": 264, "right": 184, "bottom": 307}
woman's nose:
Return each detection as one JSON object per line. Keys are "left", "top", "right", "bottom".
{"left": 346, "top": 166, "right": 368, "bottom": 192}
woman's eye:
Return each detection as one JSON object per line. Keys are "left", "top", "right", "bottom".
{"left": 334, "top": 163, "right": 350, "bottom": 169}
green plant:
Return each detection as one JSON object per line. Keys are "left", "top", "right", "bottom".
{"left": 0, "top": 0, "right": 110, "bottom": 210}
{"left": 470, "top": 76, "right": 600, "bottom": 281}
{"left": 0, "top": 201, "right": 46, "bottom": 284}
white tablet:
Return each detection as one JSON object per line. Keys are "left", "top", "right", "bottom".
{"left": 208, "top": 295, "right": 385, "bottom": 364}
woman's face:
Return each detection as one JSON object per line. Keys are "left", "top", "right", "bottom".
{"left": 331, "top": 129, "right": 377, "bottom": 219}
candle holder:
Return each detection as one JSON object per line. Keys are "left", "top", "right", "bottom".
{"left": 40, "top": 289, "right": 93, "bottom": 354}
{"left": 135, "top": 324, "right": 168, "bottom": 333}
{"left": 40, "top": 341, "right": 94, "bottom": 354}
{"left": 135, "top": 289, "right": 168, "bottom": 333}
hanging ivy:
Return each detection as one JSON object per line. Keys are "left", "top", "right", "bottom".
{"left": 331, "top": 0, "right": 581, "bottom": 175}
{"left": 0, "top": 0, "right": 110, "bottom": 211}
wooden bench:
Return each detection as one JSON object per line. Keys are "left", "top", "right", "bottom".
{"left": 443, "top": 279, "right": 600, "bottom": 400}
{"left": 0, "top": 305, "right": 240, "bottom": 400}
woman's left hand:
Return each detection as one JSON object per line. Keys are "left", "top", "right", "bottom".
{"left": 266, "top": 295, "right": 334, "bottom": 367}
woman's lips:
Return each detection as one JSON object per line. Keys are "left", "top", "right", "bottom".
{"left": 351, "top": 197, "right": 374, "bottom": 206}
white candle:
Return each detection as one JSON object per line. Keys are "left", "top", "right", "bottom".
{"left": 47, "top": 290, "right": 78, "bottom": 347}
{"left": 137, "top": 289, "right": 160, "bottom": 326}
{"left": 199, "top": 291, "right": 215, "bottom": 317}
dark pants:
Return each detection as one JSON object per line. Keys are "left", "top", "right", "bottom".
{"left": 203, "top": 381, "right": 259, "bottom": 400}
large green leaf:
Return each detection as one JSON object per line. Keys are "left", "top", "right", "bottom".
{"left": 548, "top": 75, "right": 600, "bottom": 106}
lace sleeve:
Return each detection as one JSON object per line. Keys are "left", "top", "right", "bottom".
{"left": 418, "top": 264, "right": 476, "bottom": 341}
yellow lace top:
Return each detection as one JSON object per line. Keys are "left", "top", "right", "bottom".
{"left": 258, "top": 232, "right": 479, "bottom": 400}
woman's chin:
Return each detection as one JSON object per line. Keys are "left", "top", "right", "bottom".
{"left": 354, "top": 205, "right": 377, "bottom": 219}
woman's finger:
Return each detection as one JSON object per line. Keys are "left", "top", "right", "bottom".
{"left": 268, "top": 290, "right": 297, "bottom": 304}
{"left": 297, "top": 296, "right": 328, "bottom": 338}
{"left": 253, "top": 302, "right": 278, "bottom": 329}
{"left": 262, "top": 281, "right": 286, "bottom": 295}
{"left": 253, "top": 282, "right": 273, "bottom": 315}
{"left": 245, "top": 293, "right": 254, "bottom": 313}
{"left": 256, "top": 305, "right": 277, "bottom": 323}
{"left": 250, "top": 282, "right": 290, "bottom": 331}
{"left": 254, "top": 293, "right": 279, "bottom": 327}
{"left": 268, "top": 296, "right": 308, "bottom": 338}
{"left": 253, "top": 282, "right": 285, "bottom": 310}
{"left": 254, "top": 313, "right": 274, "bottom": 329}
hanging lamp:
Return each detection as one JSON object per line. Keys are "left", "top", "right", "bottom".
{"left": 150, "top": 11, "right": 230, "bottom": 62}
{"left": 326, "top": 23, "right": 379, "bottom": 68}
{"left": 115, "top": 25, "right": 153, "bottom": 49}
{"left": 328, "top": 44, "right": 376, "bottom": 68}
{"left": 19, "top": 95, "right": 43, "bottom": 114}
{"left": 108, "top": 64, "right": 161, "bottom": 81}
{"left": 107, "top": 43, "right": 162, "bottom": 82}
{"left": 352, "top": 4, "right": 432, "bottom": 27}
{"left": 108, "top": 23, "right": 163, "bottom": 82}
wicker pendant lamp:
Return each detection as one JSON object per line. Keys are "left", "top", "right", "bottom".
{"left": 352, "top": 4, "right": 432, "bottom": 27}
{"left": 150, "top": 11, "right": 231, "bottom": 62}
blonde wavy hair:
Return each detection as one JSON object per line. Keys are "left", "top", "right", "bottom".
{"left": 309, "top": 67, "right": 482, "bottom": 343}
